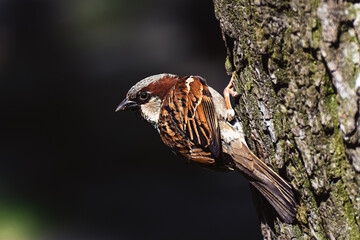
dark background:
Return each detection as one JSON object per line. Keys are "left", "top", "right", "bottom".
{"left": 0, "top": 0, "right": 261, "bottom": 239}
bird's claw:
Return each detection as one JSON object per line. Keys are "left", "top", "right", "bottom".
{"left": 225, "top": 71, "right": 240, "bottom": 96}
{"left": 226, "top": 109, "right": 235, "bottom": 122}
{"left": 224, "top": 71, "right": 239, "bottom": 121}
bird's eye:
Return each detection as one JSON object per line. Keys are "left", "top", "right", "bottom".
{"left": 138, "top": 91, "right": 150, "bottom": 101}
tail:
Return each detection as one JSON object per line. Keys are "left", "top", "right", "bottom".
{"left": 247, "top": 159, "right": 296, "bottom": 224}
{"left": 230, "top": 143, "right": 297, "bottom": 223}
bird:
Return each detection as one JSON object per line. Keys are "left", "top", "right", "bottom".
{"left": 116, "top": 72, "right": 297, "bottom": 223}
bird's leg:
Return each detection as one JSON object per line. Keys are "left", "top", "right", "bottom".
{"left": 223, "top": 71, "right": 240, "bottom": 121}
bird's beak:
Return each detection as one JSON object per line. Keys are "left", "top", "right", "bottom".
{"left": 115, "top": 97, "right": 138, "bottom": 112}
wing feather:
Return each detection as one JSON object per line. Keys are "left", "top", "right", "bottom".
{"left": 159, "top": 76, "right": 221, "bottom": 165}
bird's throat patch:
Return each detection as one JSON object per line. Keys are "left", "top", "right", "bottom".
{"left": 140, "top": 96, "right": 161, "bottom": 125}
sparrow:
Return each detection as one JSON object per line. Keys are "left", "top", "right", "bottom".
{"left": 116, "top": 72, "right": 297, "bottom": 223}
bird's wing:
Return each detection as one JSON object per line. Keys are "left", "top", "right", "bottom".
{"left": 159, "top": 76, "right": 221, "bottom": 164}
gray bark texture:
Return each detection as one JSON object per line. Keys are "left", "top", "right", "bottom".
{"left": 213, "top": 0, "right": 360, "bottom": 239}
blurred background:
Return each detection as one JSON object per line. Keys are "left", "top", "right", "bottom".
{"left": 0, "top": 0, "right": 261, "bottom": 239}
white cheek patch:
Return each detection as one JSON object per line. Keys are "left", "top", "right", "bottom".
{"left": 140, "top": 97, "right": 161, "bottom": 125}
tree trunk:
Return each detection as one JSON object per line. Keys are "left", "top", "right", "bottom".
{"left": 213, "top": 0, "right": 360, "bottom": 239}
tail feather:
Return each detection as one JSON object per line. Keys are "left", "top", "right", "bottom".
{"left": 249, "top": 160, "right": 296, "bottom": 223}
{"left": 231, "top": 146, "right": 297, "bottom": 223}
{"left": 219, "top": 121, "right": 296, "bottom": 223}
{"left": 251, "top": 181, "right": 295, "bottom": 224}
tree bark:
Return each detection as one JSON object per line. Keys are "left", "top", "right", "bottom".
{"left": 213, "top": 0, "right": 360, "bottom": 239}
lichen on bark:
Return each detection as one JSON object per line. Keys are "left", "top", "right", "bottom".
{"left": 213, "top": 0, "right": 360, "bottom": 239}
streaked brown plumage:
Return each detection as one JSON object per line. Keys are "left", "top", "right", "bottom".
{"left": 159, "top": 77, "right": 220, "bottom": 165}
{"left": 116, "top": 73, "right": 297, "bottom": 223}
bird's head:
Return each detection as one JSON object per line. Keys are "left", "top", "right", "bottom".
{"left": 116, "top": 73, "right": 179, "bottom": 125}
